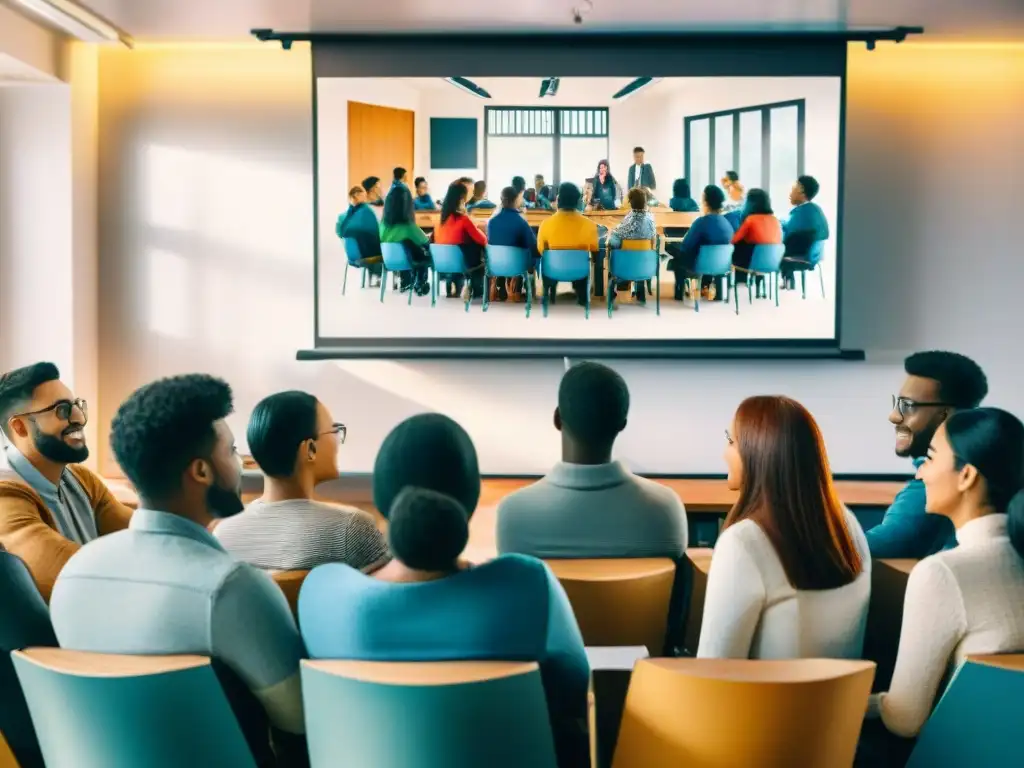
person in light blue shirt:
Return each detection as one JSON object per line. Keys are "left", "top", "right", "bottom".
{"left": 300, "top": 413, "right": 589, "bottom": 768}
{"left": 49, "top": 375, "right": 307, "bottom": 766}
{"left": 866, "top": 351, "right": 988, "bottom": 558}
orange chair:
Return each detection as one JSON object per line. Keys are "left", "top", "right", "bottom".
{"left": 613, "top": 658, "right": 875, "bottom": 768}
{"left": 0, "top": 731, "right": 19, "bottom": 768}
{"left": 545, "top": 559, "right": 675, "bottom": 655}
{"left": 270, "top": 570, "right": 310, "bottom": 617}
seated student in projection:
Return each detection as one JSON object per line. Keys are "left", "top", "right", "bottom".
{"left": 668, "top": 178, "right": 700, "bottom": 212}
{"left": 781, "top": 174, "right": 830, "bottom": 287}
{"left": 487, "top": 186, "right": 539, "bottom": 302}
{"left": 722, "top": 171, "right": 745, "bottom": 214}
{"left": 585, "top": 159, "right": 622, "bottom": 211}
{"left": 698, "top": 396, "right": 871, "bottom": 660}
{"left": 380, "top": 183, "right": 432, "bottom": 295}
{"left": 537, "top": 182, "right": 600, "bottom": 307}
{"left": 607, "top": 187, "right": 656, "bottom": 304}
{"left": 434, "top": 181, "right": 489, "bottom": 301}
{"left": 337, "top": 184, "right": 383, "bottom": 274}
{"left": 412, "top": 176, "right": 436, "bottom": 210}
{"left": 731, "top": 188, "right": 782, "bottom": 295}
{"left": 664, "top": 184, "right": 734, "bottom": 301}
{"left": 510, "top": 176, "right": 528, "bottom": 211}
{"left": 467, "top": 180, "right": 496, "bottom": 211}
{"left": 363, "top": 175, "right": 384, "bottom": 207}
{"left": 390, "top": 166, "right": 408, "bottom": 192}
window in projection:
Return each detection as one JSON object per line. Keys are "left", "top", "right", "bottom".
{"left": 769, "top": 105, "right": 799, "bottom": 215}
{"left": 688, "top": 118, "right": 710, "bottom": 197}
{"left": 486, "top": 137, "right": 554, "bottom": 195}
{"left": 739, "top": 110, "right": 763, "bottom": 189}
{"left": 560, "top": 138, "right": 610, "bottom": 190}
{"left": 713, "top": 113, "right": 735, "bottom": 183}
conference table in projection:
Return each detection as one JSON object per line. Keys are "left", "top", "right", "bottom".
{"left": 414, "top": 208, "right": 700, "bottom": 235}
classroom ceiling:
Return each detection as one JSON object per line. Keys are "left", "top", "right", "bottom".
{"left": 70, "top": 0, "right": 1024, "bottom": 40}
{"left": 0, "top": 52, "right": 57, "bottom": 83}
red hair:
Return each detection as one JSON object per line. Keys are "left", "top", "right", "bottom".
{"left": 725, "top": 396, "right": 861, "bottom": 590}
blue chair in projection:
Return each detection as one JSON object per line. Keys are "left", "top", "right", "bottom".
{"left": 540, "top": 250, "right": 591, "bottom": 319}
{"left": 380, "top": 243, "right": 429, "bottom": 306}
{"left": 684, "top": 244, "right": 737, "bottom": 314}
{"left": 737, "top": 244, "right": 785, "bottom": 308}
{"left": 783, "top": 240, "right": 826, "bottom": 299}
{"left": 429, "top": 244, "right": 472, "bottom": 312}
{"left": 483, "top": 246, "right": 534, "bottom": 318}
{"left": 341, "top": 238, "right": 380, "bottom": 295}
{"left": 12, "top": 649, "right": 257, "bottom": 768}
{"left": 607, "top": 246, "right": 661, "bottom": 317}
{"left": 301, "top": 660, "right": 557, "bottom": 768}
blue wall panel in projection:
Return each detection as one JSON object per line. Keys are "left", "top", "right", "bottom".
{"left": 430, "top": 118, "right": 477, "bottom": 169}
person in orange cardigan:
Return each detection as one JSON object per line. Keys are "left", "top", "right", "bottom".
{"left": 731, "top": 188, "right": 783, "bottom": 299}
{"left": 0, "top": 362, "right": 131, "bottom": 600}
{"left": 434, "top": 180, "right": 489, "bottom": 301}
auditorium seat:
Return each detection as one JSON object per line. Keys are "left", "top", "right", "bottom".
{"left": 301, "top": 659, "right": 557, "bottom": 768}
{"left": 613, "top": 658, "right": 875, "bottom": 768}
{"left": 545, "top": 559, "right": 675, "bottom": 655}
{"left": 270, "top": 569, "right": 310, "bottom": 617}
{"left": 12, "top": 649, "right": 256, "bottom": 768}
{"left": 906, "top": 655, "right": 1024, "bottom": 768}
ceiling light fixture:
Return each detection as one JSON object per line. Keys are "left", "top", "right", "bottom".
{"left": 444, "top": 77, "right": 492, "bottom": 99}
{"left": 612, "top": 77, "right": 663, "bottom": 100}
{"left": 11, "top": 0, "right": 129, "bottom": 45}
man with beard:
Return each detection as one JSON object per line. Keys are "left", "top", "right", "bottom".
{"left": 0, "top": 362, "right": 132, "bottom": 600}
{"left": 50, "top": 374, "right": 307, "bottom": 766}
{"left": 866, "top": 351, "right": 989, "bottom": 558}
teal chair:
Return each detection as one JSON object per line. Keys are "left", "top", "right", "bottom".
{"left": 684, "top": 244, "right": 737, "bottom": 314}
{"left": 906, "top": 655, "right": 1024, "bottom": 768}
{"left": 740, "top": 243, "right": 785, "bottom": 307}
{"left": 301, "top": 659, "right": 558, "bottom": 768}
{"left": 381, "top": 242, "right": 427, "bottom": 306}
{"left": 12, "top": 649, "right": 257, "bottom": 768}
{"left": 783, "top": 240, "right": 826, "bottom": 299}
{"left": 540, "top": 250, "right": 591, "bottom": 319}
{"left": 483, "top": 245, "right": 533, "bottom": 318}
{"left": 341, "top": 238, "right": 380, "bottom": 295}
{"left": 429, "top": 244, "right": 472, "bottom": 311}
{"left": 607, "top": 248, "right": 660, "bottom": 317}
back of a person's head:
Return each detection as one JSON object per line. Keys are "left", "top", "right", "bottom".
{"left": 393, "top": 167, "right": 406, "bottom": 182}
{"left": 373, "top": 413, "right": 481, "bottom": 520}
{"left": 672, "top": 178, "right": 690, "bottom": 198}
{"left": 362, "top": 176, "right": 380, "bottom": 193}
{"left": 557, "top": 362, "right": 629, "bottom": 448}
{"left": 382, "top": 182, "right": 414, "bottom": 227}
{"left": 745, "top": 188, "right": 773, "bottom": 216}
{"left": 111, "top": 374, "right": 233, "bottom": 503}
{"left": 247, "top": 390, "right": 318, "bottom": 478}
{"left": 500, "top": 185, "right": 519, "bottom": 209}
{"left": 556, "top": 181, "right": 581, "bottom": 211}
{"left": 798, "top": 175, "right": 820, "bottom": 200}
{"left": 724, "top": 170, "right": 739, "bottom": 183}
{"left": 511, "top": 176, "right": 526, "bottom": 193}
{"left": 727, "top": 395, "right": 861, "bottom": 590}
{"left": 0, "top": 362, "right": 59, "bottom": 439}
{"left": 387, "top": 486, "right": 469, "bottom": 571}
{"left": 472, "top": 180, "right": 487, "bottom": 199}
{"left": 904, "top": 351, "right": 988, "bottom": 409}
{"left": 703, "top": 185, "right": 725, "bottom": 212}
{"left": 440, "top": 182, "right": 467, "bottom": 222}
{"left": 627, "top": 187, "right": 646, "bottom": 211}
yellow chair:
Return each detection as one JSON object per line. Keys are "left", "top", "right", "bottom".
{"left": 270, "top": 569, "right": 310, "bottom": 617}
{"left": 545, "top": 559, "right": 675, "bottom": 655}
{"left": 613, "top": 658, "right": 875, "bottom": 768}
{"left": 0, "top": 731, "right": 19, "bottom": 768}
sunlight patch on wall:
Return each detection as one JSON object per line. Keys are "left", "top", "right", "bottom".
{"left": 146, "top": 248, "right": 191, "bottom": 339}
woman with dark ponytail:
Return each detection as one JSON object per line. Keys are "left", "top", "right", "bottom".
{"left": 868, "top": 407, "right": 1024, "bottom": 739}
{"left": 299, "top": 414, "right": 589, "bottom": 767}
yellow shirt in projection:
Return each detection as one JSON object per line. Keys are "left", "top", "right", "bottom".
{"left": 537, "top": 210, "right": 600, "bottom": 255}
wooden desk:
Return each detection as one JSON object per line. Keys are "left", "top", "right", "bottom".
{"left": 414, "top": 209, "right": 699, "bottom": 233}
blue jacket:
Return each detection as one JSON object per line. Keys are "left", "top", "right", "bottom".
{"left": 487, "top": 208, "right": 539, "bottom": 258}
{"left": 865, "top": 459, "right": 956, "bottom": 558}
{"left": 413, "top": 195, "right": 436, "bottom": 211}
{"left": 668, "top": 197, "right": 699, "bottom": 212}
{"left": 783, "top": 201, "right": 829, "bottom": 258}
{"left": 336, "top": 203, "right": 382, "bottom": 261}
{"left": 679, "top": 214, "right": 734, "bottom": 256}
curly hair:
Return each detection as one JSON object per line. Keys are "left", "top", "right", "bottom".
{"left": 110, "top": 374, "right": 234, "bottom": 500}
{"left": 904, "top": 351, "right": 988, "bottom": 409}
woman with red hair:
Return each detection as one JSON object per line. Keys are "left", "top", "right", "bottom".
{"left": 697, "top": 395, "right": 871, "bottom": 659}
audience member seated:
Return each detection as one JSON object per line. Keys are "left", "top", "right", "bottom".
{"left": 487, "top": 186, "right": 540, "bottom": 302}
{"left": 435, "top": 181, "right": 489, "bottom": 301}
{"left": 731, "top": 188, "right": 782, "bottom": 294}
{"left": 607, "top": 187, "right": 657, "bottom": 304}
{"left": 668, "top": 178, "right": 699, "bottom": 212}
{"left": 336, "top": 185, "right": 383, "bottom": 275}
{"left": 537, "top": 183, "right": 555, "bottom": 211}
{"left": 511, "top": 176, "right": 528, "bottom": 211}
{"left": 664, "top": 184, "right": 734, "bottom": 301}
{"left": 363, "top": 175, "right": 383, "bottom": 207}
{"left": 698, "top": 396, "right": 870, "bottom": 660}
{"left": 867, "top": 408, "right": 1024, "bottom": 740}
{"left": 536, "top": 182, "right": 600, "bottom": 307}
{"left": 467, "top": 180, "right": 496, "bottom": 211}
{"left": 585, "top": 160, "right": 622, "bottom": 211}
{"left": 299, "top": 414, "right": 589, "bottom": 768}
{"left": 867, "top": 351, "right": 988, "bottom": 558}
{"left": 412, "top": 176, "right": 436, "bottom": 210}
{"left": 380, "top": 183, "right": 432, "bottom": 295}
{"left": 721, "top": 171, "right": 742, "bottom": 212}
{"left": 0, "top": 363, "right": 131, "bottom": 601}
{"left": 497, "top": 361, "right": 686, "bottom": 558}
{"left": 49, "top": 375, "right": 307, "bottom": 766}
{"left": 456, "top": 176, "right": 474, "bottom": 200}
{"left": 781, "top": 174, "right": 829, "bottom": 286}
{"left": 391, "top": 166, "right": 407, "bottom": 191}
{"left": 214, "top": 391, "right": 388, "bottom": 573}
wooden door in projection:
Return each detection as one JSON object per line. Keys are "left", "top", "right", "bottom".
{"left": 347, "top": 101, "right": 415, "bottom": 193}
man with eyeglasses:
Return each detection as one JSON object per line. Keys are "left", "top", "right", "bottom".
{"left": 0, "top": 362, "right": 131, "bottom": 600}
{"left": 213, "top": 390, "right": 389, "bottom": 572}
{"left": 865, "top": 351, "right": 989, "bottom": 558}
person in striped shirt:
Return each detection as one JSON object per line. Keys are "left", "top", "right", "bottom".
{"left": 214, "top": 391, "right": 389, "bottom": 573}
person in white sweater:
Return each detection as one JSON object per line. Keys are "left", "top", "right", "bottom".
{"left": 697, "top": 395, "right": 871, "bottom": 660}
{"left": 868, "top": 407, "right": 1024, "bottom": 738}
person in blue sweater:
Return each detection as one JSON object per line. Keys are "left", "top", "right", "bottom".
{"left": 299, "top": 414, "right": 589, "bottom": 768}
{"left": 668, "top": 178, "right": 699, "bottom": 212}
{"left": 336, "top": 186, "right": 383, "bottom": 276}
{"left": 412, "top": 177, "right": 436, "bottom": 210}
{"left": 664, "top": 184, "right": 734, "bottom": 301}
{"left": 487, "top": 186, "right": 539, "bottom": 301}
{"left": 781, "top": 174, "right": 830, "bottom": 287}
{"left": 866, "top": 351, "right": 988, "bottom": 558}
{"left": 467, "top": 180, "right": 496, "bottom": 211}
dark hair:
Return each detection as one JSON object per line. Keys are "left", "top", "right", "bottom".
{"left": 456, "top": 176, "right": 473, "bottom": 186}
{"left": 0, "top": 362, "right": 60, "bottom": 438}
{"left": 440, "top": 182, "right": 468, "bottom": 224}
{"left": 534, "top": 174, "right": 544, "bottom": 183}
{"left": 393, "top": 167, "right": 406, "bottom": 182}
{"left": 511, "top": 176, "right": 526, "bottom": 193}
{"left": 745, "top": 188, "right": 773, "bottom": 216}
{"left": 904, "top": 351, "right": 988, "bottom": 409}
{"left": 723, "top": 170, "right": 739, "bottom": 183}
{"left": 593, "top": 159, "right": 615, "bottom": 186}
{"left": 1010, "top": 491, "right": 1024, "bottom": 561}
{"left": 726, "top": 396, "right": 862, "bottom": 590}
{"left": 703, "top": 185, "right": 726, "bottom": 212}
{"left": 373, "top": 413, "right": 480, "bottom": 520}
{"left": 470, "top": 180, "right": 487, "bottom": 202}
{"left": 797, "top": 175, "right": 820, "bottom": 200}
{"left": 413, "top": 176, "right": 426, "bottom": 188}
{"left": 633, "top": 146, "right": 644, "bottom": 154}
{"left": 110, "top": 374, "right": 233, "bottom": 501}
{"left": 361, "top": 176, "right": 380, "bottom": 193}
{"left": 247, "top": 391, "right": 318, "bottom": 478}
{"left": 672, "top": 178, "right": 691, "bottom": 199}
{"left": 556, "top": 181, "right": 581, "bottom": 211}
{"left": 387, "top": 487, "right": 469, "bottom": 571}
{"left": 382, "top": 182, "right": 415, "bottom": 227}
{"left": 627, "top": 187, "right": 646, "bottom": 212}
{"left": 558, "top": 362, "right": 629, "bottom": 446}
{"left": 500, "top": 186, "right": 519, "bottom": 208}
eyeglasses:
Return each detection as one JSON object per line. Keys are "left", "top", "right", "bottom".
{"left": 892, "top": 395, "right": 948, "bottom": 418}
{"left": 320, "top": 423, "right": 346, "bottom": 444}
{"left": 11, "top": 398, "right": 88, "bottom": 424}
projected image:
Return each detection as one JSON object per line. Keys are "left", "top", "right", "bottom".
{"left": 315, "top": 76, "right": 841, "bottom": 343}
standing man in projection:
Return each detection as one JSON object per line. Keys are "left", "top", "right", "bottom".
{"left": 627, "top": 147, "right": 657, "bottom": 197}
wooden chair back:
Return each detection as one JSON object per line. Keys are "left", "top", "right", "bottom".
{"left": 270, "top": 569, "right": 310, "bottom": 616}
